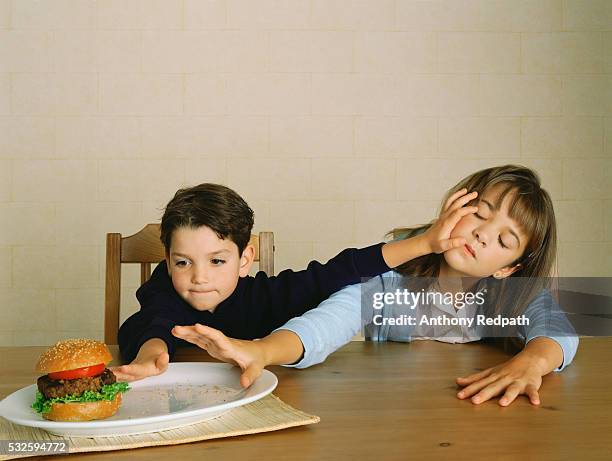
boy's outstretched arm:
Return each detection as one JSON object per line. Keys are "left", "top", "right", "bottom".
{"left": 381, "top": 188, "right": 480, "bottom": 268}
{"left": 172, "top": 324, "right": 303, "bottom": 388}
{"left": 381, "top": 234, "right": 430, "bottom": 269}
{"left": 110, "top": 338, "right": 170, "bottom": 383}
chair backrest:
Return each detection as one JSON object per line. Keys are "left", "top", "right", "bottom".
{"left": 104, "top": 224, "right": 274, "bottom": 345}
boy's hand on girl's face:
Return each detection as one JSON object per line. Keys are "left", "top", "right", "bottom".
{"left": 172, "top": 323, "right": 265, "bottom": 388}
{"left": 109, "top": 352, "right": 169, "bottom": 383}
{"left": 455, "top": 354, "right": 543, "bottom": 407}
{"left": 423, "top": 188, "right": 479, "bottom": 254}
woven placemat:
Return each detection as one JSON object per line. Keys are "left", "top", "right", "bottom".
{"left": 0, "top": 394, "right": 319, "bottom": 460}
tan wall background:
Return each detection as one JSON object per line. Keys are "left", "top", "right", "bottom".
{"left": 0, "top": 0, "right": 610, "bottom": 345}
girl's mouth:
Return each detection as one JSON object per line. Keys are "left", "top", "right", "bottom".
{"left": 464, "top": 244, "right": 476, "bottom": 258}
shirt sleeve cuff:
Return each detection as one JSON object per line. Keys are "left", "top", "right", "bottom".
{"left": 135, "top": 326, "right": 177, "bottom": 360}
{"left": 526, "top": 334, "right": 579, "bottom": 372}
{"left": 355, "top": 242, "right": 391, "bottom": 278}
{"left": 272, "top": 321, "right": 318, "bottom": 369}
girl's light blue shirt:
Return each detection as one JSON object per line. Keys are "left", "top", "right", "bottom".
{"left": 274, "top": 271, "right": 579, "bottom": 371}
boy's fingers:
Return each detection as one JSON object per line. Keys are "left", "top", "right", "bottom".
{"left": 453, "top": 237, "right": 467, "bottom": 248}
{"left": 156, "top": 352, "right": 169, "bottom": 371}
{"left": 447, "top": 191, "right": 478, "bottom": 213}
{"left": 443, "top": 188, "right": 467, "bottom": 212}
{"left": 441, "top": 237, "right": 466, "bottom": 252}
{"left": 434, "top": 208, "right": 477, "bottom": 249}
{"left": 109, "top": 365, "right": 131, "bottom": 379}
{"left": 446, "top": 206, "right": 478, "bottom": 230}
{"left": 110, "top": 369, "right": 136, "bottom": 382}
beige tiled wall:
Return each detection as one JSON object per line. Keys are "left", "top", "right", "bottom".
{"left": 0, "top": 0, "right": 610, "bottom": 345}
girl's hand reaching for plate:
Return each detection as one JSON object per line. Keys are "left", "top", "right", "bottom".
{"left": 422, "top": 188, "right": 478, "bottom": 254}
{"left": 172, "top": 324, "right": 265, "bottom": 388}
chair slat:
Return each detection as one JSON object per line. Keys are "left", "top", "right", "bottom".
{"left": 121, "top": 224, "right": 166, "bottom": 263}
{"left": 104, "top": 233, "right": 122, "bottom": 345}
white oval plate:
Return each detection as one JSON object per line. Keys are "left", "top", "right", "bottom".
{"left": 0, "top": 362, "right": 277, "bottom": 438}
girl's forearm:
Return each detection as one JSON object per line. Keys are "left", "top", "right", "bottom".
{"left": 258, "top": 330, "right": 304, "bottom": 366}
{"left": 520, "top": 337, "right": 564, "bottom": 375}
{"left": 381, "top": 234, "right": 431, "bottom": 268}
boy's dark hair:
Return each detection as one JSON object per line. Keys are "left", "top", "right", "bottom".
{"left": 160, "top": 183, "right": 254, "bottom": 255}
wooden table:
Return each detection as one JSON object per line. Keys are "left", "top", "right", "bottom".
{"left": 1, "top": 338, "right": 611, "bottom": 460}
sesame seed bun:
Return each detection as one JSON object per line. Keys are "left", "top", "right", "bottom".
{"left": 35, "top": 339, "right": 113, "bottom": 373}
{"left": 42, "top": 393, "right": 122, "bottom": 422}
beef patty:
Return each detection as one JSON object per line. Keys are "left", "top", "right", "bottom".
{"left": 37, "top": 369, "right": 117, "bottom": 399}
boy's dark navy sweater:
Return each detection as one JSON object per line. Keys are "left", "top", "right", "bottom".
{"left": 118, "top": 243, "right": 390, "bottom": 362}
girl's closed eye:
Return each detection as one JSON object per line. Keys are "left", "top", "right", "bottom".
{"left": 472, "top": 211, "right": 508, "bottom": 248}
{"left": 474, "top": 205, "right": 488, "bottom": 220}
{"left": 211, "top": 258, "right": 226, "bottom": 266}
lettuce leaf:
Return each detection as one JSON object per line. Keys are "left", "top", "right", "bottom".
{"left": 32, "top": 382, "right": 130, "bottom": 414}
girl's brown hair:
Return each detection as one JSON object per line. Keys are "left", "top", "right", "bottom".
{"left": 389, "top": 165, "right": 558, "bottom": 345}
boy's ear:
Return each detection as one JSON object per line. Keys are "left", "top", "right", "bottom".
{"left": 493, "top": 263, "right": 522, "bottom": 279}
{"left": 239, "top": 244, "right": 255, "bottom": 277}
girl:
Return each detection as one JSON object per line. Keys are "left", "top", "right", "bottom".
{"left": 172, "top": 165, "right": 579, "bottom": 407}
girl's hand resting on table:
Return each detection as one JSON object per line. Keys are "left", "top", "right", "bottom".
{"left": 109, "top": 352, "right": 169, "bottom": 383}
{"left": 422, "top": 188, "right": 479, "bottom": 254}
{"left": 172, "top": 324, "right": 265, "bottom": 388}
{"left": 456, "top": 352, "right": 545, "bottom": 406}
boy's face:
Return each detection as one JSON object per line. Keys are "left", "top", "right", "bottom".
{"left": 165, "top": 226, "right": 254, "bottom": 312}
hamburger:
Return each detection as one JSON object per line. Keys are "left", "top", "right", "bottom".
{"left": 32, "top": 339, "right": 130, "bottom": 421}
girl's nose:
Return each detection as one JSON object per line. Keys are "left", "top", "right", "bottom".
{"left": 475, "top": 230, "right": 488, "bottom": 247}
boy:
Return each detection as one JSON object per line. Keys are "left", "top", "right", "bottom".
{"left": 113, "top": 183, "right": 454, "bottom": 382}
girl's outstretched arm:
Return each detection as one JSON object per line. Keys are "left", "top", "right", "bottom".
{"left": 455, "top": 337, "right": 563, "bottom": 407}
{"left": 171, "top": 324, "right": 303, "bottom": 388}
{"left": 173, "top": 279, "right": 368, "bottom": 382}
{"left": 457, "top": 281, "right": 578, "bottom": 407}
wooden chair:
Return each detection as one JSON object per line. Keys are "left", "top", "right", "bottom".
{"left": 104, "top": 224, "right": 274, "bottom": 345}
